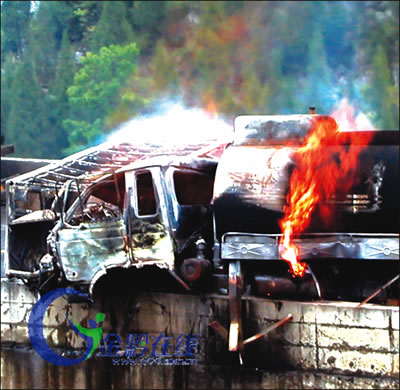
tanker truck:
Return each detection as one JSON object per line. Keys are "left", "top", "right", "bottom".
{"left": 5, "top": 113, "right": 399, "bottom": 353}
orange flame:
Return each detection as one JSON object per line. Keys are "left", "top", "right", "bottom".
{"left": 279, "top": 113, "right": 373, "bottom": 277}
{"left": 280, "top": 222, "right": 305, "bottom": 277}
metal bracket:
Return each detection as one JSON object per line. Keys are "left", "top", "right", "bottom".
{"left": 208, "top": 314, "right": 293, "bottom": 347}
{"left": 228, "top": 260, "right": 243, "bottom": 352}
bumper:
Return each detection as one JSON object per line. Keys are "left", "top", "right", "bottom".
{"left": 221, "top": 233, "right": 399, "bottom": 261}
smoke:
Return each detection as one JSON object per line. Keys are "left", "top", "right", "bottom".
{"left": 102, "top": 101, "right": 233, "bottom": 147}
{"left": 330, "top": 98, "right": 376, "bottom": 131}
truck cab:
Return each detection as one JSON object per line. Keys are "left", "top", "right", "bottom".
{"left": 5, "top": 151, "right": 218, "bottom": 295}
{"left": 54, "top": 157, "right": 217, "bottom": 294}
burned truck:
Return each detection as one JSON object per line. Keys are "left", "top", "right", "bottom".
{"left": 4, "top": 114, "right": 399, "bottom": 351}
{"left": 4, "top": 141, "right": 223, "bottom": 293}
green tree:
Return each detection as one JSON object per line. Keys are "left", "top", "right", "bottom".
{"left": 129, "top": 1, "right": 167, "bottom": 54}
{"left": 355, "top": 2, "right": 399, "bottom": 129}
{"left": 65, "top": 1, "right": 103, "bottom": 49}
{"left": 1, "top": 1, "right": 31, "bottom": 60}
{"left": 1, "top": 55, "right": 18, "bottom": 139}
{"left": 91, "top": 2, "right": 133, "bottom": 52}
{"left": 64, "top": 43, "right": 142, "bottom": 153}
{"left": 280, "top": 2, "right": 315, "bottom": 77}
{"left": 180, "top": 1, "right": 250, "bottom": 112}
{"left": 356, "top": 1, "right": 399, "bottom": 77}
{"left": 363, "top": 45, "right": 398, "bottom": 130}
{"left": 48, "top": 29, "right": 77, "bottom": 154}
{"left": 244, "top": 2, "right": 300, "bottom": 114}
{"left": 322, "top": 1, "right": 355, "bottom": 71}
{"left": 303, "top": 26, "right": 335, "bottom": 114}
{"left": 29, "top": 2, "right": 63, "bottom": 87}
{"left": 6, "top": 57, "right": 55, "bottom": 158}
{"left": 236, "top": 68, "right": 270, "bottom": 114}
{"left": 150, "top": 39, "right": 179, "bottom": 93}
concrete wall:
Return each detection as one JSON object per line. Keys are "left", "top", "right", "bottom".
{"left": 1, "top": 278, "right": 399, "bottom": 389}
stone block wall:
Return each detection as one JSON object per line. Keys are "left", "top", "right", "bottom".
{"left": 1, "top": 278, "right": 399, "bottom": 389}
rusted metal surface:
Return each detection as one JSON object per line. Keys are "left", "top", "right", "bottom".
{"left": 180, "top": 258, "right": 210, "bottom": 282}
{"left": 180, "top": 239, "right": 211, "bottom": 282}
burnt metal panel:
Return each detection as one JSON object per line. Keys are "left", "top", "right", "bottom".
{"left": 1, "top": 157, "right": 57, "bottom": 181}
{"left": 233, "top": 114, "right": 322, "bottom": 146}
{"left": 57, "top": 219, "right": 129, "bottom": 283}
{"left": 222, "top": 234, "right": 279, "bottom": 260}
{"left": 213, "top": 145, "right": 292, "bottom": 212}
{"left": 164, "top": 166, "right": 215, "bottom": 253}
{"left": 125, "top": 168, "right": 175, "bottom": 270}
{"left": 221, "top": 233, "right": 399, "bottom": 261}
{"left": 7, "top": 141, "right": 226, "bottom": 191}
{"left": 213, "top": 133, "right": 399, "bottom": 239}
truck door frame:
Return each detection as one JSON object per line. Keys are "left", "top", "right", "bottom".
{"left": 125, "top": 167, "right": 175, "bottom": 270}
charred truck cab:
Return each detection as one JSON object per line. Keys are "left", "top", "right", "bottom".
{"left": 51, "top": 159, "right": 216, "bottom": 294}
{"left": 5, "top": 147, "right": 217, "bottom": 295}
{"left": 5, "top": 115, "right": 399, "bottom": 357}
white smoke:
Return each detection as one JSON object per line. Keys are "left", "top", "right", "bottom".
{"left": 330, "top": 98, "right": 376, "bottom": 131}
{"left": 103, "top": 101, "right": 233, "bottom": 147}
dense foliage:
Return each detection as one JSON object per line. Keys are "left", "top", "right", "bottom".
{"left": 1, "top": 1, "right": 399, "bottom": 158}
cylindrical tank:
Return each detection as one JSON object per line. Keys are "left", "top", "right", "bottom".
{"left": 212, "top": 115, "right": 399, "bottom": 240}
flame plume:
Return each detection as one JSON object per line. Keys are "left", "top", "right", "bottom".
{"left": 279, "top": 115, "right": 373, "bottom": 277}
